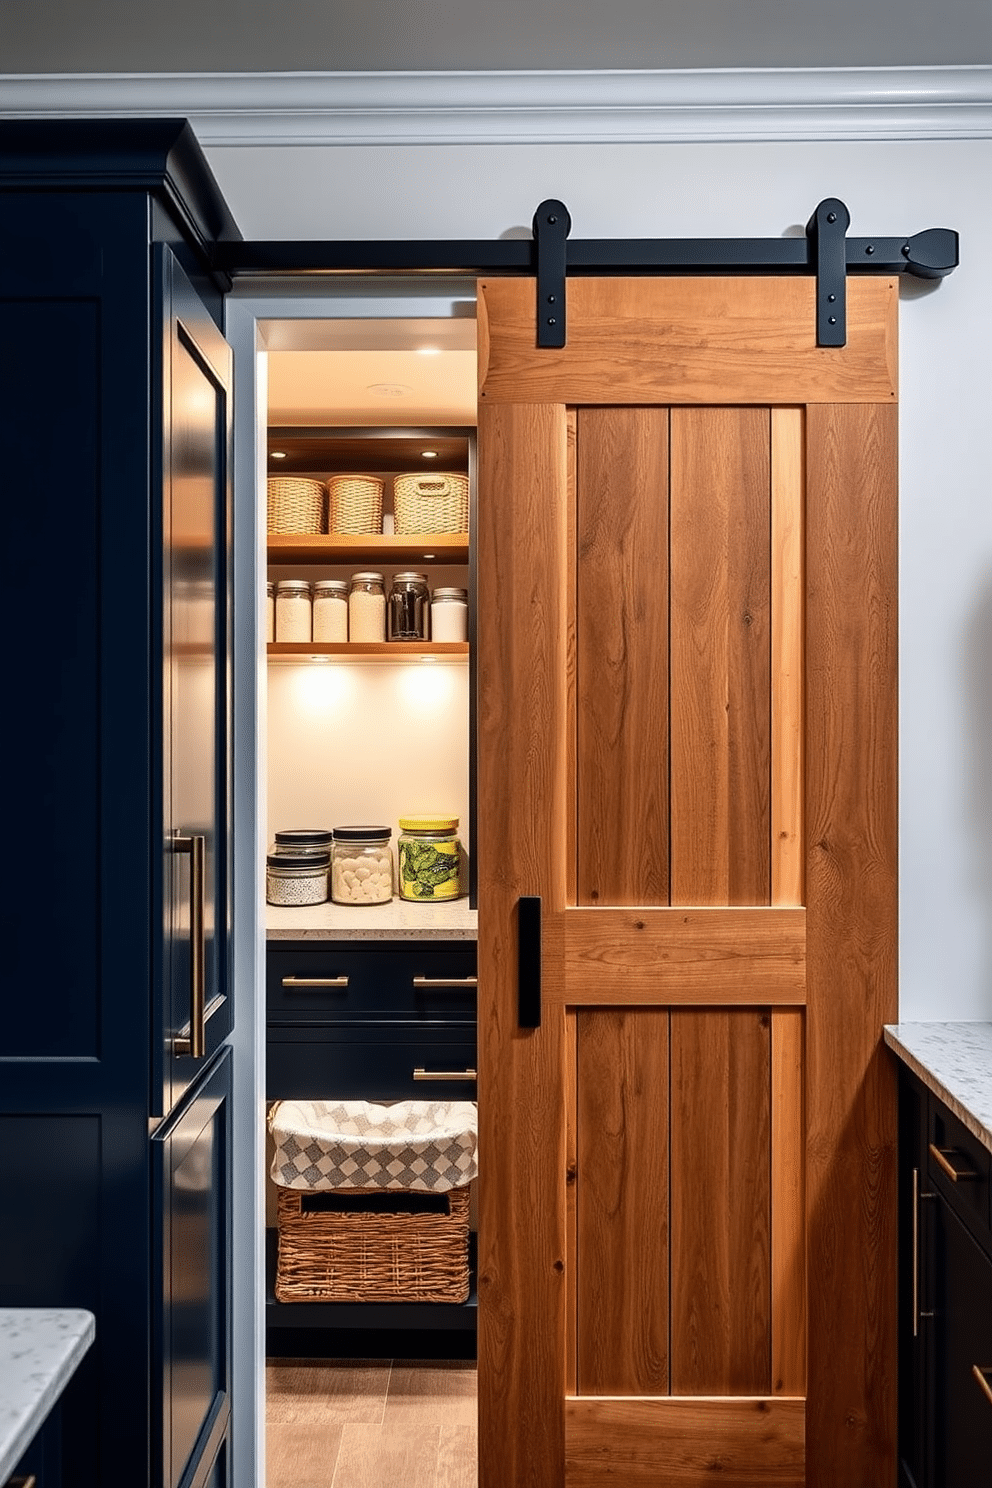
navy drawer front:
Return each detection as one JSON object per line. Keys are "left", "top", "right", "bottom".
{"left": 266, "top": 1026, "right": 477, "bottom": 1101}
{"left": 267, "top": 942, "right": 477, "bottom": 1023}
{"left": 928, "top": 1099, "right": 992, "bottom": 1252}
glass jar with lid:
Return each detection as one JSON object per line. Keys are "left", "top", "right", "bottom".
{"left": 430, "top": 587, "right": 469, "bottom": 642}
{"left": 275, "top": 579, "right": 312, "bottom": 642}
{"left": 331, "top": 824, "right": 394, "bottom": 904}
{"left": 312, "top": 578, "right": 349, "bottom": 642}
{"left": 388, "top": 571, "right": 430, "bottom": 641}
{"left": 397, "top": 817, "right": 462, "bottom": 902}
{"left": 266, "top": 851, "right": 329, "bottom": 906}
{"left": 272, "top": 828, "right": 334, "bottom": 858}
{"left": 348, "top": 572, "right": 386, "bottom": 642}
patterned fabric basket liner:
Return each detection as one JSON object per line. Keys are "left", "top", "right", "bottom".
{"left": 268, "top": 1098, "right": 478, "bottom": 1192}
{"left": 267, "top": 476, "right": 325, "bottom": 535}
{"left": 393, "top": 472, "right": 469, "bottom": 534}
{"left": 327, "top": 474, "right": 384, "bottom": 535}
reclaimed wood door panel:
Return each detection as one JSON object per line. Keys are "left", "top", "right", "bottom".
{"left": 575, "top": 406, "right": 670, "bottom": 907}
{"left": 669, "top": 1010, "right": 772, "bottom": 1397}
{"left": 575, "top": 1009, "right": 669, "bottom": 1396}
{"left": 670, "top": 405, "right": 772, "bottom": 906}
{"left": 477, "top": 278, "right": 898, "bottom": 1488}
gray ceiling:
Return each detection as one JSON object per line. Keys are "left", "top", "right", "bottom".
{"left": 2, "top": 0, "right": 990, "bottom": 73}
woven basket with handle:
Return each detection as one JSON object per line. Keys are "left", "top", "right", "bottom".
{"left": 393, "top": 472, "right": 469, "bottom": 535}
{"left": 328, "top": 474, "right": 384, "bottom": 535}
{"left": 274, "top": 1183, "right": 470, "bottom": 1303}
{"left": 267, "top": 477, "right": 325, "bottom": 535}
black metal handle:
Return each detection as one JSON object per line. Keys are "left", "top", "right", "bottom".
{"left": 518, "top": 895, "right": 542, "bottom": 1028}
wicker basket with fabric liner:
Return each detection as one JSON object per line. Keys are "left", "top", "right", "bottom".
{"left": 274, "top": 1183, "right": 470, "bottom": 1303}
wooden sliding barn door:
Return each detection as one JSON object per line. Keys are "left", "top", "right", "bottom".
{"left": 476, "top": 277, "right": 898, "bottom": 1488}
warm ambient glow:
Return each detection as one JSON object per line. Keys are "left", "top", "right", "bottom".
{"left": 416, "top": 347, "right": 441, "bottom": 356}
{"left": 421, "top": 450, "right": 439, "bottom": 459}
{"left": 270, "top": 450, "right": 287, "bottom": 459}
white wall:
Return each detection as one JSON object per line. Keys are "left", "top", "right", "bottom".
{"left": 211, "top": 134, "right": 992, "bottom": 1021}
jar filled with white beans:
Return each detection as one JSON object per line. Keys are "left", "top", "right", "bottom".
{"left": 348, "top": 571, "right": 386, "bottom": 642}
{"left": 312, "top": 578, "right": 349, "bottom": 641}
{"left": 331, "top": 824, "right": 394, "bottom": 905}
{"left": 275, "top": 579, "right": 312, "bottom": 642}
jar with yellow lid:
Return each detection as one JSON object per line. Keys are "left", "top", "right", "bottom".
{"left": 397, "top": 816, "right": 462, "bottom": 901}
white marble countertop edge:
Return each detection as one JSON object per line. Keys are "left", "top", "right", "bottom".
{"left": 884, "top": 1022, "right": 992, "bottom": 1155}
{"left": 0, "top": 1308, "right": 95, "bottom": 1479}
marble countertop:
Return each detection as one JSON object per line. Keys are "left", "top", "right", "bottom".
{"left": 0, "top": 1309, "right": 95, "bottom": 1479}
{"left": 267, "top": 897, "right": 477, "bottom": 941}
{"left": 884, "top": 1022, "right": 992, "bottom": 1155}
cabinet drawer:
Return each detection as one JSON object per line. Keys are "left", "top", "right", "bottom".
{"left": 266, "top": 1025, "right": 477, "bottom": 1102}
{"left": 267, "top": 943, "right": 477, "bottom": 1023}
{"left": 927, "top": 1100, "right": 991, "bottom": 1250}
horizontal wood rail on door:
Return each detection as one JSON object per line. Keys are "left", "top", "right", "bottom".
{"left": 550, "top": 907, "right": 807, "bottom": 1005}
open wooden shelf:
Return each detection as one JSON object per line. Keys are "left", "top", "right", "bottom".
{"left": 268, "top": 641, "right": 469, "bottom": 662}
{"left": 267, "top": 532, "right": 469, "bottom": 565}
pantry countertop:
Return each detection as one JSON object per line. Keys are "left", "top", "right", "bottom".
{"left": 266, "top": 897, "right": 478, "bottom": 941}
{"left": 0, "top": 1308, "right": 95, "bottom": 1479}
{"left": 884, "top": 1022, "right": 992, "bottom": 1155}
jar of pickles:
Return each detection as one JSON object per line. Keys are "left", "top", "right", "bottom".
{"left": 397, "top": 817, "right": 462, "bottom": 902}
{"left": 331, "top": 825, "right": 394, "bottom": 904}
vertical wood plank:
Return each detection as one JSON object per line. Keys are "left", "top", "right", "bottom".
{"left": 565, "top": 1008, "right": 578, "bottom": 1396}
{"left": 670, "top": 407, "right": 772, "bottom": 905}
{"left": 575, "top": 407, "right": 670, "bottom": 906}
{"left": 670, "top": 1010, "right": 772, "bottom": 1396}
{"left": 804, "top": 402, "right": 898, "bottom": 1488}
{"left": 771, "top": 408, "right": 805, "bottom": 908}
{"left": 566, "top": 408, "right": 578, "bottom": 908}
{"left": 575, "top": 1009, "right": 670, "bottom": 1396}
{"left": 476, "top": 394, "right": 569, "bottom": 1488}
{"left": 771, "top": 1009, "right": 807, "bottom": 1396}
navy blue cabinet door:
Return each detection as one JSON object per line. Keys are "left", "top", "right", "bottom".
{"left": 935, "top": 1197, "right": 992, "bottom": 1488}
{"left": 153, "top": 1048, "right": 232, "bottom": 1488}
{"left": 156, "top": 246, "right": 234, "bottom": 1120}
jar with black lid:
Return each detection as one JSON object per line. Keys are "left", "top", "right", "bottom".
{"left": 388, "top": 572, "right": 430, "bottom": 641}
{"left": 272, "top": 828, "right": 334, "bottom": 857}
{"left": 331, "top": 824, "right": 394, "bottom": 905}
{"left": 266, "top": 851, "right": 330, "bottom": 906}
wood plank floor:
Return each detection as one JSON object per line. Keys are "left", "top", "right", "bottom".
{"left": 266, "top": 1358, "right": 478, "bottom": 1488}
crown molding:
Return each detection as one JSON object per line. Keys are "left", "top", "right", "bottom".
{"left": 1, "top": 66, "right": 991, "bottom": 146}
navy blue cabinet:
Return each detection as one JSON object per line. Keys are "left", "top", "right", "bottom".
{"left": 898, "top": 1068, "right": 992, "bottom": 1488}
{"left": 0, "top": 122, "right": 239, "bottom": 1488}
{"left": 265, "top": 938, "right": 478, "bottom": 1353}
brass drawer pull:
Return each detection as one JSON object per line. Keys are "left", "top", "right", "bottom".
{"left": 412, "top": 976, "right": 478, "bottom": 989}
{"left": 973, "top": 1364, "right": 992, "bottom": 1409}
{"left": 413, "top": 1067, "right": 477, "bottom": 1082}
{"left": 281, "top": 976, "right": 349, "bottom": 989}
{"left": 929, "top": 1142, "right": 982, "bottom": 1183}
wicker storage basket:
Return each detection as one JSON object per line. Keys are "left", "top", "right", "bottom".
{"left": 274, "top": 1183, "right": 471, "bottom": 1303}
{"left": 393, "top": 472, "right": 469, "bottom": 535}
{"left": 327, "top": 474, "right": 384, "bottom": 535}
{"left": 267, "top": 476, "right": 325, "bottom": 535}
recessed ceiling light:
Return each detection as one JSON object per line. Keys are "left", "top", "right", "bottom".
{"left": 416, "top": 347, "right": 441, "bottom": 356}
{"left": 421, "top": 450, "right": 439, "bottom": 459}
{"left": 367, "top": 383, "right": 412, "bottom": 397}
{"left": 422, "top": 553, "right": 436, "bottom": 560}
{"left": 271, "top": 450, "right": 287, "bottom": 459}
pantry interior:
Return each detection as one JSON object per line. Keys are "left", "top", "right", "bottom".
{"left": 248, "top": 281, "right": 482, "bottom": 1482}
